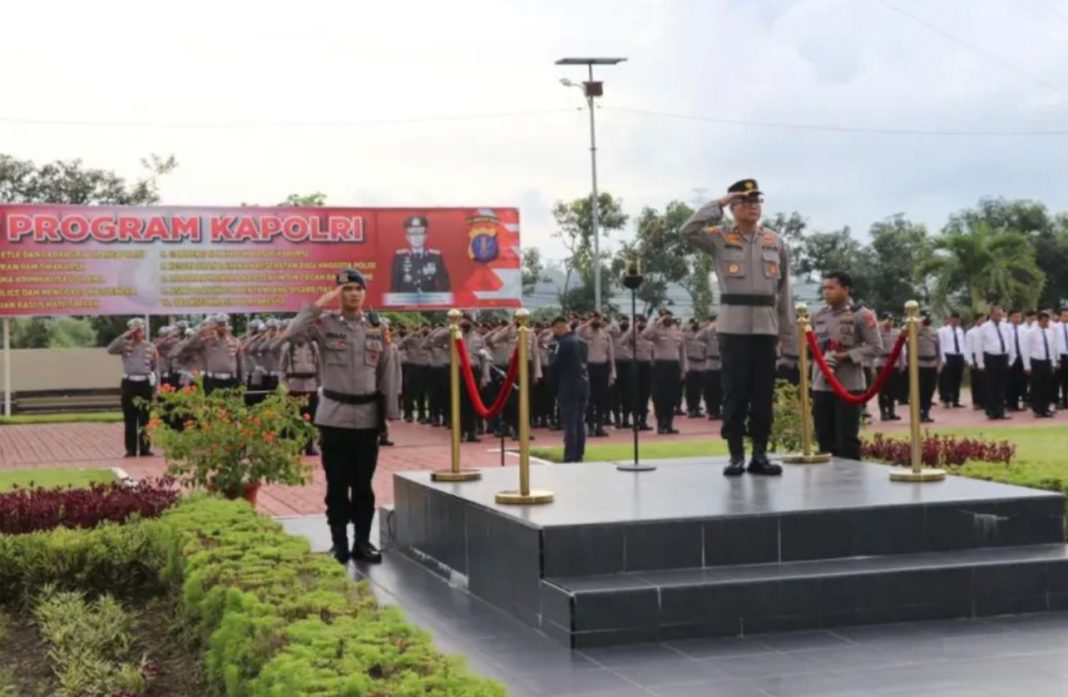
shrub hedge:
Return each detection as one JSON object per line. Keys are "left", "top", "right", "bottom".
{"left": 0, "top": 496, "right": 505, "bottom": 697}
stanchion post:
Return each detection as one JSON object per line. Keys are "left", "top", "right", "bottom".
{"left": 496, "top": 309, "right": 554, "bottom": 505}
{"left": 890, "top": 300, "right": 945, "bottom": 482}
{"left": 783, "top": 302, "right": 831, "bottom": 464}
{"left": 617, "top": 257, "right": 655, "bottom": 472}
{"left": 432, "top": 309, "right": 482, "bottom": 482}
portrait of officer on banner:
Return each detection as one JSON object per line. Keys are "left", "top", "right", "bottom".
{"left": 389, "top": 215, "right": 451, "bottom": 295}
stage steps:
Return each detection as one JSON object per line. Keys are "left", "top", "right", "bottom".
{"left": 541, "top": 543, "right": 1068, "bottom": 647}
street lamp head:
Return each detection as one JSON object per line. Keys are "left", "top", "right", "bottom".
{"left": 559, "top": 77, "right": 575, "bottom": 87}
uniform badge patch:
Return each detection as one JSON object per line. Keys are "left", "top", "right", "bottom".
{"left": 727, "top": 263, "right": 741, "bottom": 274}
{"left": 467, "top": 213, "right": 501, "bottom": 263}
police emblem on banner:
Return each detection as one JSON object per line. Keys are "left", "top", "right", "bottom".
{"left": 467, "top": 214, "right": 500, "bottom": 263}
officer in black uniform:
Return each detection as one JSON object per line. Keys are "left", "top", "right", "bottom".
{"left": 390, "top": 215, "right": 451, "bottom": 293}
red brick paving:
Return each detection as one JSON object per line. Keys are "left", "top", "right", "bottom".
{"left": 0, "top": 401, "right": 1061, "bottom": 516}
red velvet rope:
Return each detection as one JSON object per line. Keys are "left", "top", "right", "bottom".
{"left": 454, "top": 335, "right": 520, "bottom": 419}
{"left": 805, "top": 330, "right": 908, "bottom": 405}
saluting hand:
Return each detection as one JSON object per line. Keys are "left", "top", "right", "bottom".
{"left": 715, "top": 191, "right": 750, "bottom": 208}
{"left": 315, "top": 287, "right": 342, "bottom": 309}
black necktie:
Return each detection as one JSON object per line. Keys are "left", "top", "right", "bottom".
{"left": 1044, "top": 330, "right": 1051, "bottom": 361}
{"left": 997, "top": 322, "right": 1006, "bottom": 354}
{"left": 1014, "top": 326, "right": 1021, "bottom": 356}
{"left": 953, "top": 329, "right": 960, "bottom": 354}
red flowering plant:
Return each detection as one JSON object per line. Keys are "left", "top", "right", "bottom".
{"left": 142, "top": 376, "right": 315, "bottom": 501}
{"left": 861, "top": 432, "right": 1016, "bottom": 468}
{"left": 0, "top": 478, "right": 179, "bottom": 535}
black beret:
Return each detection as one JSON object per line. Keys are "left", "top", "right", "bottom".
{"left": 336, "top": 268, "right": 367, "bottom": 287}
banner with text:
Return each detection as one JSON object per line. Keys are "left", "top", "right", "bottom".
{"left": 0, "top": 205, "right": 521, "bottom": 316}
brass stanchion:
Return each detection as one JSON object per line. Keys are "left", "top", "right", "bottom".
{"left": 496, "top": 309, "right": 554, "bottom": 505}
{"left": 783, "top": 302, "right": 832, "bottom": 464}
{"left": 432, "top": 309, "right": 482, "bottom": 482}
{"left": 890, "top": 300, "right": 945, "bottom": 482}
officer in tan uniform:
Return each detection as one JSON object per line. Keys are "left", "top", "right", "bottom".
{"left": 810, "top": 272, "right": 882, "bottom": 460}
{"left": 683, "top": 318, "right": 708, "bottom": 418}
{"left": 682, "top": 178, "right": 795, "bottom": 476}
{"left": 428, "top": 313, "right": 488, "bottom": 442}
{"left": 426, "top": 324, "right": 451, "bottom": 427}
{"left": 696, "top": 316, "right": 723, "bottom": 420}
{"left": 577, "top": 313, "right": 616, "bottom": 437}
{"left": 283, "top": 268, "right": 398, "bottom": 564}
{"left": 274, "top": 327, "right": 322, "bottom": 456}
{"left": 175, "top": 313, "right": 242, "bottom": 393}
{"left": 912, "top": 314, "right": 941, "bottom": 423}
{"left": 875, "top": 314, "right": 903, "bottom": 421}
{"left": 398, "top": 327, "right": 430, "bottom": 423}
{"left": 620, "top": 318, "right": 654, "bottom": 431}
{"left": 107, "top": 318, "right": 158, "bottom": 457}
{"left": 641, "top": 310, "right": 688, "bottom": 434}
{"left": 610, "top": 315, "right": 633, "bottom": 428}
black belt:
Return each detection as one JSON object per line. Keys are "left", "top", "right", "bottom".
{"left": 323, "top": 389, "right": 380, "bottom": 405}
{"left": 287, "top": 372, "right": 317, "bottom": 379}
{"left": 720, "top": 293, "right": 775, "bottom": 307}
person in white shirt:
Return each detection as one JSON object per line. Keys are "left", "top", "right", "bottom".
{"left": 975, "top": 306, "right": 1016, "bottom": 420}
{"left": 965, "top": 313, "right": 987, "bottom": 411}
{"left": 1056, "top": 308, "right": 1068, "bottom": 410}
{"left": 1023, "top": 310, "right": 1058, "bottom": 418}
{"left": 1005, "top": 310, "right": 1030, "bottom": 411}
{"left": 937, "top": 313, "right": 966, "bottom": 408}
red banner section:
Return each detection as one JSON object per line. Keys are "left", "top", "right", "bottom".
{"left": 0, "top": 205, "right": 521, "bottom": 316}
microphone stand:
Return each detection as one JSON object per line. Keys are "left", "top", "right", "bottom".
{"left": 617, "top": 261, "right": 656, "bottom": 473}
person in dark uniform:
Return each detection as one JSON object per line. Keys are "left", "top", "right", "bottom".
{"left": 389, "top": 215, "right": 450, "bottom": 293}
{"left": 682, "top": 178, "right": 795, "bottom": 476}
{"left": 810, "top": 272, "right": 882, "bottom": 460}
{"left": 549, "top": 316, "right": 589, "bottom": 462}
{"left": 107, "top": 318, "right": 158, "bottom": 458}
{"left": 283, "top": 268, "right": 398, "bottom": 565}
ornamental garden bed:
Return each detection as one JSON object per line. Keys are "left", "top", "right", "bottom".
{"left": 0, "top": 480, "right": 504, "bottom": 697}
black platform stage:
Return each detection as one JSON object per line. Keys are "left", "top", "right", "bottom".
{"left": 392, "top": 457, "right": 1068, "bottom": 648}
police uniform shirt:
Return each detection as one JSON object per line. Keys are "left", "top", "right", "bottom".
{"left": 975, "top": 321, "right": 1016, "bottom": 369}
{"left": 426, "top": 327, "right": 451, "bottom": 368}
{"left": 284, "top": 304, "right": 399, "bottom": 429}
{"left": 279, "top": 339, "right": 320, "bottom": 393}
{"left": 641, "top": 322, "right": 689, "bottom": 372}
{"left": 875, "top": 324, "right": 903, "bottom": 369}
{"left": 537, "top": 329, "right": 554, "bottom": 366}
{"left": 399, "top": 332, "right": 430, "bottom": 366}
{"left": 493, "top": 324, "right": 545, "bottom": 381}
{"left": 810, "top": 303, "right": 882, "bottom": 392}
{"left": 681, "top": 204, "right": 795, "bottom": 337}
{"left": 609, "top": 322, "right": 633, "bottom": 361}
{"left": 577, "top": 324, "right": 616, "bottom": 367}
{"left": 684, "top": 327, "right": 708, "bottom": 371}
{"left": 107, "top": 335, "right": 158, "bottom": 378}
{"left": 486, "top": 325, "right": 517, "bottom": 366}
{"left": 696, "top": 324, "right": 721, "bottom": 371}
{"left": 175, "top": 333, "right": 241, "bottom": 377}
{"left": 937, "top": 325, "right": 965, "bottom": 360}
{"left": 390, "top": 248, "right": 450, "bottom": 293}
{"left": 243, "top": 333, "right": 268, "bottom": 383}
{"left": 1023, "top": 325, "right": 1057, "bottom": 371}
{"left": 909, "top": 325, "right": 941, "bottom": 368}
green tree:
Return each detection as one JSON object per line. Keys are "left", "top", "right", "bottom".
{"left": 0, "top": 153, "right": 177, "bottom": 346}
{"left": 795, "top": 226, "right": 876, "bottom": 302}
{"left": 921, "top": 220, "right": 1045, "bottom": 314}
{"left": 866, "top": 214, "right": 931, "bottom": 314}
{"left": 279, "top": 192, "right": 327, "bottom": 207}
{"left": 763, "top": 211, "right": 808, "bottom": 272}
{"left": 551, "top": 193, "right": 627, "bottom": 307}
{"left": 521, "top": 247, "right": 548, "bottom": 297}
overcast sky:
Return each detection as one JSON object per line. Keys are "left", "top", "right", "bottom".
{"left": 3, "top": 0, "right": 1068, "bottom": 263}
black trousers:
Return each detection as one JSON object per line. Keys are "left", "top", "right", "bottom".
{"left": 970, "top": 364, "right": 986, "bottom": 410}
{"left": 775, "top": 364, "right": 800, "bottom": 387}
{"left": 685, "top": 370, "right": 705, "bottom": 414}
{"left": 1008, "top": 358, "right": 1027, "bottom": 409}
{"left": 558, "top": 394, "right": 588, "bottom": 462}
{"left": 430, "top": 365, "right": 448, "bottom": 423}
{"left": 487, "top": 368, "right": 507, "bottom": 433}
{"left": 587, "top": 362, "right": 611, "bottom": 429}
{"left": 877, "top": 368, "right": 900, "bottom": 417}
{"left": 813, "top": 390, "right": 862, "bottom": 460}
{"left": 320, "top": 425, "right": 380, "bottom": 540}
{"left": 919, "top": 367, "right": 937, "bottom": 415}
{"left": 204, "top": 376, "right": 238, "bottom": 394}
{"left": 613, "top": 360, "right": 632, "bottom": 424}
{"left": 120, "top": 379, "right": 153, "bottom": 455}
{"left": 1030, "top": 359, "right": 1055, "bottom": 415}
{"left": 653, "top": 360, "right": 681, "bottom": 430}
{"left": 704, "top": 369, "right": 723, "bottom": 417}
{"left": 720, "top": 334, "right": 778, "bottom": 454}
{"left": 403, "top": 364, "right": 427, "bottom": 419}
{"left": 983, "top": 354, "right": 1009, "bottom": 418}
{"left": 636, "top": 361, "right": 652, "bottom": 424}
{"left": 939, "top": 354, "right": 964, "bottom": 405}
{"left": 1060, "top": 357, "right": 1068, "bottom": 408}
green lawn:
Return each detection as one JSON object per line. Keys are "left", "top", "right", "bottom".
{"left": 0, "top": 412, "right": 123, "bottom": 426}
{"left": 529, "top": 426, "right": 1067, "bottom": 495}
{"left": 0, "top": 468, "right": 118, "bottom": 492}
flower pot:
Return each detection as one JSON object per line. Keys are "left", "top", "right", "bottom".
{"left": 208, "top": 482, "right": 261, "bottom": 507}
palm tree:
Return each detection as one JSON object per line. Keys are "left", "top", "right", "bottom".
{"left": 919, "top": 221, "right": 1045, "bottom": 314}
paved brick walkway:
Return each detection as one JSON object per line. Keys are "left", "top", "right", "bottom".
{"left": 0, "top": 399, "right": 1059, "bottom": 516}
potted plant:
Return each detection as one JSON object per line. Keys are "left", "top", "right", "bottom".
{"left": 143, "top": 376, "right": 315, "bottom": 505}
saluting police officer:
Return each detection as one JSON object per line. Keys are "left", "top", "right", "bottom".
{"left": 914, "top": 314, "right": 941, "bottom": 423}
{"left": 175, "top": 313, "right": 242, "bottom": 393}
{"left": 642, "top": 310, "right": 688, "bottom": 435}
{"left": 875, "top": 313, "right": 903, "bottom": 421}
{"left": 810, "top": 272, "right": 882, "bottom": 460}
{"left": 696, "top": 316, "right": 723, "bottom": 420}
{"left": 273, "top": 326, "right": 322, "bottom": 456}
{"left": 390, "top": 215, "right": 451, "bottom": 293}
{"left": 682, "top": 179, "right": 795, "bottom": 476}
{"left": 577, "top": 313, "right": 615, "bottom": 437}
{"left": 107, "top": 318, "right": 158, "bottom": 458}
{"left": 283, "top": 268, "right": 398, "bottom": 565}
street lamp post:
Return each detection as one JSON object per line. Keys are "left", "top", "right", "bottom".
{"left": 556, "top": 57, "right": 626, "bottom": 314}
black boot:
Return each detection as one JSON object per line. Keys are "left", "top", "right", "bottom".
{"left": 723, "top": 439, "right": 746, "bottom": 476}
{"left": 352, "top": 539, "right": 382, "bottom": 564}
{"left": 747, "top": 443, "right": 782, "bottom": 476}
{"left": 329, "top": 526, "right": 350, "bottom": 565}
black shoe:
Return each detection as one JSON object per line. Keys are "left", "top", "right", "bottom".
{"left": 351, "top": 540, "right": 382, "bottom": 564}
{"left": 723, "top": 457, "right": 746, "bottom": 476}
{"left": 593, "top": 428, "right": 608, "bottom": 437}
{"left": 305, "top": 447, "right": 319, "bottom": 456}
{"left": 888, "top": 414, "right": 901, "bottom": 421}
{"left": 639, "top": 424, "right": 653, "bottom": 432}
{"left": 124, "top": 452, "right": 136, "bottom": 458}
{"left": 747, "top": 454, "right": 783, "bottom": 476}
{"left": 379, "top": 438, "right": 395, "bottom": 446}
{"left": 667, "top": 428, "right": 680, "bottom": 434}
{"left": 329, "top": 526, "right": 350, "bottom": 565}
{"left": 139, "top": 450, "right": 154, "bottom": 457}
{"left": 465, "top": 434, "right": 481, "bottom": 443}
{"left": 621, "top": 420, "right": 632, "bottom": 429}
